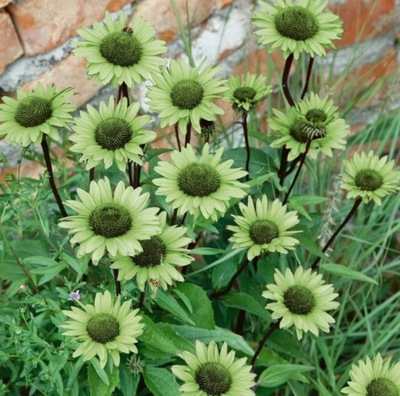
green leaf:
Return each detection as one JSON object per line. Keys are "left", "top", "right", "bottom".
{"left": 295, "top": 226, "right": 325, "bottom": 258}
{"left": 189, "top": 247, "right": 225, "bottom": 255}
{"left": 175, "top": 283, "right": 215, "bottom": 329}
{"left": 89, "top": 359, "right": 109, "bottom": 386}
{"left": 222, "top": 293, "right": 271, "bottom": 323}
{"left": 171, "top": 325, "right": 254, "bottom": 356}
{"left": 258, "top": 364, "right": 314, "bottom": 388}
{"left": 157, "top": 323, "right": 196, "bottom": 353}
{"left": 155, "top": 289, "right": 195, "bottom": 325}
{"left": 119, "top": 364, "right": 139, "bottom": 396}
{"left": 138, "top": 315, "right": 180, "bottom": 355}
{"left": 23, "top": 256, "right": 58, "bottom": 266}
{"left": 246, "top": 172, "right": 274, "bottom": 187}
{"left": 321, "top": 263, "right": 378, "bottom": 285}
{"left": 290, "top": 195, "right": 330, "bottom": 205}
{"left": 190, "top": 247, "right": 245, "bottom": 276}
{"left": 143, "top": 367, "right": 180, "bottom": 396}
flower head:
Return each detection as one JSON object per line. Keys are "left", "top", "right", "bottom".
{"left": 228, "top": 195, "right": 300, "bottom": 261}
{"left": 172, "top": 340, "right": 256, "bottom": 396}
{"left": 70, "top": 97, "right": 155, "bottom": 171}
{"left": 263, "top": 266, "right": 339, "bottom": 340}
{"left": 0, "top": 83, "right": 75, "bottom": 147}
{"left": 61, "top": 290, "right": 144, "bottom": 368}
{"left": 68, "top": 290, "right": 81, "bottom": 301}
{"left": 269, "top": 92, "right": 349, "bottom": 161}
{"left": 252, "top": 0, "right": 343, "bottom": 59}
{"left": 74, "top": 12, "right": 166, "bottom": 87}
{"left": 224, "top": 72, "right": 272, "bottom": 114}
{"left": 341, "top": 151, "right": 400, "bottom": 206}
{"left": 147, "top": 59, "right": 226, "bottom": 135}
{"left": 59, "top": 178, "right": 160, "bottom": 264}
{"left": 341, "top": 353, "right": 400, "bottom": 396}
{"left": 111, "top": 211, "right": 193, "bottom": 292}
{"left": 153, "top": 144, "right": 248, "bottom": 221}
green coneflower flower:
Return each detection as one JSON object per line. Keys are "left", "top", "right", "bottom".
{"left": 172, "top": 340, "right": 256, "bottom": 396}
{"left": 147, "top": 59, "right": 226, "bottom": 135}
{"left": 341, "top": 353, "right": 400, "bottom": 396}
{"left": 252, "top": 0, "right": 343, "bottom": 59}
{"left": 74, "top": 12, "right": 167, "bottom": 87}
{"left": 0, "top": 83, "right": 75, "bottom": 147}
{"left": 61, "top": 290, "right": 144, "bottom": 368}
{"left": 263, "top": 266, "right": 339, "bottom": 340}
{"left": 69, "top": 97, "right": 155, "bottom": 171}
{"left": 153, "top": 143, "right": 248, "bottom": 221}
{"left": 110, "top": 211, "right": 193, "bottom": 292}
{"left": 341, "top": 151, "right": 400, "bottom": 206}
{"left": 228, "top": 195, "right": 300, "bottom": 261}
{"left": 223, "top": 72, "right": 272, "bottom": 114}
{"left": 269, "top": 92, "right": 349, "bottom": 161}
{"left": 59, "top": 177, "right": 160, "bottom": 264}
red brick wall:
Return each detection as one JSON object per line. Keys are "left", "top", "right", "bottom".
{"left": 0, "top": 0, "right": 398, "bottom": 180}
{"left": 0, "top": 0, "right": 398, "bottom": 107}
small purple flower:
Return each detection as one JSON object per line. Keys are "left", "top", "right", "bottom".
{"left": 68, "top": 290, "right": 81, "bottom": 301}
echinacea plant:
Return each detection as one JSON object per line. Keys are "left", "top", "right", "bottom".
{"left": 1, "top": 2, "right": 399, "bottom": 395}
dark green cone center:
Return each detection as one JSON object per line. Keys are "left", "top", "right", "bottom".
{"left": 89, "top": 203, "right": 132, "bottom": 238}
{"left": 290, "top": 118, "right": 325, "bottom": 142}
{"left": 290, "top": 118, "right": 309, "bottom": 143}
{"left": 367, "top": 378, "right": 399, "bottom": 396}
{"left": 14, "top": 96, "right": 52, "bottom": 127}
{"left": 284, "top": 285, "right": 315, "bottom": 315}
{"left": 86, "top": 313, "right": 120, "bottom": 344}
{"left": 95, "top": 117, "right": 132, "bottom": 150}
{"left": 178, "top": 163, "right": 221, "bottom": 197}
{"left": 306, "top": 109, "right": 328, "bottom": 124}
{"left": 100, "top": 31, "right": 143, "bottom": 67}
{"left": 171, "top": 79, "right": 204, "bottom": 110}
{"left": 249, "top": 220, "right": 279, "bottom": 245}
{"left": 195, "top": 362, "right": 232, "bottom": 396}
{"left": 275, "top": 6, "right": 319, "bottom": 41}
{"left": 355, "top": 169, "right": 383, "bottom": 191}
{"left": 233, "top": 86, "right": 257, "bottom": 102}
{"left": 133, "top": 236, "right": 167, "bottom": 268}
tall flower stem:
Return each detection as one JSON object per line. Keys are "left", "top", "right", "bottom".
{"left": 300, "top": 56, "right": 314, "bottom": 100}
{"left": 113, "top": 269, "right": 121, "bottom": 295}
{"left": 312, "top": 198, "right": 362, "bottom": 270}
{"left": 210, "top": 258, "right": 251, "bottom": 298}
{"left": 40, "top": 136, "right": 67, "bottom": 217}
{"left": 242, "top": 112, "right": 251, "bottom": 181}
{"left": 127, "top": 161, "right": 134, "bottom": 186}
{"left": 116, "top": 82, "right": 130, "bottom": 105}
{"left": 277, "top": 54, "right": 295, "bottom": 190}
{"left": 282, "top": 53, "right": 295, "bottom": 107}
{"left": 175, "top": 124, "right": 182, "bottom": 151}
{"left": 89, "top": 168, "right": 95, "bottom": 183}
{"left": 137, "top": 291, "right": 145, "bottom": 310}
{"left": 133, "top": 162, "right": 142, "bottom": 188}
{"left": 184, "top": 122, "right": 192, "bottom": 147}
{"left": 250, "top": 320, "right": 280, "bottom": 368}
{"left": 282, "top": 136, "right": 312, "bottom": 205}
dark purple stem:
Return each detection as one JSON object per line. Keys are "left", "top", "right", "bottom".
{"left": 311, "top": 198, "right": 362, "bottom": 270}
{"left": 40, "top": 136, "right": 67, "bottom": 217}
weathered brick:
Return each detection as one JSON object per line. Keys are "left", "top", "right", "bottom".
{"left": 130, "top": 0, "right": 214, "bottom": 43}
{"left": 232, "top": 49, "right": 287, "bottom": 86}
{"left": 332, "top": 48, "right": 398, "bottom": 108}
{"left": 0, "top": 9, "right": 24, "bottom": 73}
{"left": 7, "top": 0, "right": 133, "bottom": 56}
{"left": 22, "top": 54, "right": 100, "bottom": 108}
{"left": 329, "top": 0, "right": 395, "bottom": 47}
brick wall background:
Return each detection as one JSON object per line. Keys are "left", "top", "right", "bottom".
{"left": 0, "top": 0, "right": 399, "bottom": 176}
